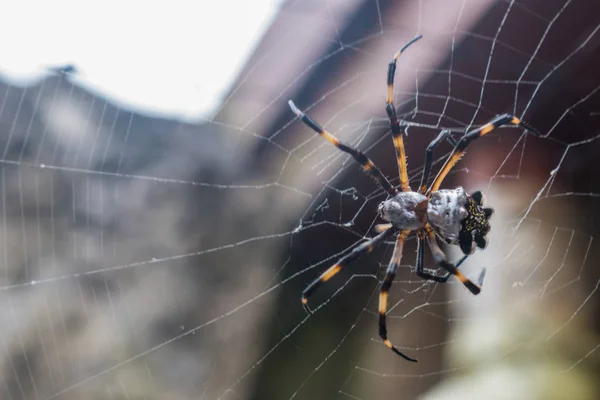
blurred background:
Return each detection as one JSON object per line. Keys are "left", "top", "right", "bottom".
{"left": 1, "top": 0, "right": 600, "bottom": 399}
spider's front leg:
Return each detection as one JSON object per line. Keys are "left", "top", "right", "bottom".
{"left": 385, "top": 34, "right": 422, "bottom": 192}
{"left": 301, "top": 227, "right": 396, "bottom": 307}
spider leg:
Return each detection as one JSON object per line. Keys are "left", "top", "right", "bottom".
{"left": 301, "top": 227, "right": 396, "bottom": 306}
{"left": 385, "top": 34, "right": 423, "bottom": 192}
{"left": 415, "top": 230, "right": 451, "bottom": 282}
{"left": 418, "top": 129, "right": 451, "bottom": 194}
{"left": 423, "top": 224, "right": 481, "bottom": 294}
{"left": 427, "top": 114, "right": 541, "bottom": 194}
{"left": 415, "top": 230, "right": 468, "bottom": 282}
{"left": 378, "top": 230, "right": 417, "bottom": 362}
{"left": 374, "top": 223, "right": 392, "bottom": 233}
{"left": 289, "top": 101, "right": 398, "bottom": 197}
{"left": 415, "top": 229, "right": 487, "bottom": 285}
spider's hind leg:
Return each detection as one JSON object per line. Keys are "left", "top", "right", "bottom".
{"left": 415, "top": 230, "right": 452, "bottom": 282}
{"left": 415, "top": 237, "right": 486, "bottom": 287}
{"left": 427, "top": 114, "right": 541, "bottom": 194}
{"left": 423, "top": 225, "right": 483, "bottom": 295}
{"left": 418, "top": 129, "right": 454, "bottom": 194}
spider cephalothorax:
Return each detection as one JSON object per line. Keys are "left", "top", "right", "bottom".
{"left": 377, "top": 191, "right": 426, "bottom": 231}
{"left": 288, "top": 34, "right": 540, "bottom": 362}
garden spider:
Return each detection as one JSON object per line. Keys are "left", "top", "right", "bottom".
{"left": 288, "top": 34, "right": 541, "bottom": 362}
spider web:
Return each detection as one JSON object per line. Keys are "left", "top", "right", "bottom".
{"left": 1, "top": 1, "right": 600, "bottom": 399}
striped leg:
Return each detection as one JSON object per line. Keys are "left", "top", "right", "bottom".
{"left": 418, "top": 130, "right": 452, "bottom": 194}
{"left": 423, "top": 224, "right": 481, "bottom": 295}
{"left": 415, "top": 229, "right": 480, "bottom": 283}
{"left": 385, "top": 34, "right": 423, "bottom": 192}
{"left": 378, "top": 230, "right": 417, "bottom": 362}
{"left": 301, "top": 227, "right": 396, "bottom": 306}
{"left": 427, "top": 114, "right": 541, "bottom": 194}
{"left": 289, "top": 101, "right": 398, "bottom": 197}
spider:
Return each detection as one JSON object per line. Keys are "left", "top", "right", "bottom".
{"left": 288, "top": 34, "right": 541, "bottom": 362}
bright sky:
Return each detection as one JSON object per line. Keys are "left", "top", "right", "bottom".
{"left": 0, "top": 0, "right": 283, "bottom": 120}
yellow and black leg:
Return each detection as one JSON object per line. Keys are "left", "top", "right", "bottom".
{"left": 418, "top": 129, "right": 453, "bottom": 194}
{"left": 423, "top": 224, "right": 482, "bottom": 295}
{"left": 415, "top": 230, "right": 479, "bottom": 283}
{"left": 427, "top": 114, "right": 541, "bottom": 194}
{"left": 385, "top": 34, "right": 422, "bottom": 192}
{"left": 378, "top": 230, "right": 417, "bottom": 362}
{"left": 301, "top": 227, "right": 396, "bottom": 307}
{"left": 289, "top": 100, "right": 398, "bottom": 197}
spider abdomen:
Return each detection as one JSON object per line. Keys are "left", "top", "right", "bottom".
{"left": 426, "top": 187, "right": 469, "bottom": 245}
{"left": 378, "top": 192, "right": 427, "bottom": 230}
